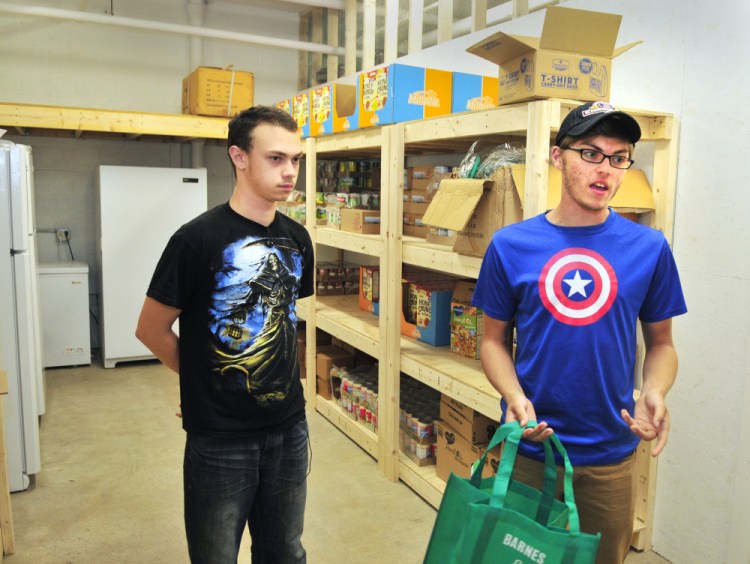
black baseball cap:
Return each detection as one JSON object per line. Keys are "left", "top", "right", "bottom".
{"left": 555, "top": 101, "right": 641, "bottom": 146}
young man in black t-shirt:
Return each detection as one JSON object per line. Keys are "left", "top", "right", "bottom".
{"left": 136, "top": 105, "right": 314, "bottom": 563}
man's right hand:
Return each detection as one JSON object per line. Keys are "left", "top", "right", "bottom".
{"left": 505, "top": 396, "right": 554, "bottom": 442}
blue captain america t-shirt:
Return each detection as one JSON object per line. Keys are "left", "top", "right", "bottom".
{"left": 472, "top": 210, "right": 687, "bottom": 466}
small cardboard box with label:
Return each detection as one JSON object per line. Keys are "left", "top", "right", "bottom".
{"left": 275, "top": 99, "right": 292, "bottom": 116}
{"left": 422, "top": 164, "right": 654, "bottom": 258}
{"left": 451, "top": 72, "right": 499, "bottom": 114}
{"left": 182, "top": 66, "right": 254, "bottom": 117}
{"left": 358, "top": 64, "right": 452, "bottom": 128}
{"left": 292, "top": 92, "right": 311, "bottom": 138}
{"left": 310, "top": 83, "right": 358, "bottom": 136}
{"left": 466, "top": 6, "right": 640, "bottom": 105}
{"left": 450, "top": 281, "right": 484, "bottom": 360}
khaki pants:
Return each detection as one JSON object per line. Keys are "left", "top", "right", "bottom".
{"left": 511, "top": 451, "right": 636, "bottom": 564}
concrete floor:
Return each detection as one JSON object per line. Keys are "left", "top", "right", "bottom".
{"left": 6, "top": 361, "right": 671, "bottom": 563}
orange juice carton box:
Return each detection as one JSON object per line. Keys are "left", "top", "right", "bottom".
{"left": 358, "top": 64, "right": 452, "bottom": 128}
{"left": 310, "top": 83, "right": 358, "bottom": 136}
{"left": 451, "top": 72, "right": 498, "bottom": 114}
{"left": 292, "top": 91, "right": 311, "bottom": 138}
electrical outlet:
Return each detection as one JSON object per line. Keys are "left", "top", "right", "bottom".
{"left": 56, "top": 228, "right": 69, "bottom": 243}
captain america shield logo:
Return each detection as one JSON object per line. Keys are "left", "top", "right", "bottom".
{"left": 538, "top": 248, "right": 618, "bottom": 326}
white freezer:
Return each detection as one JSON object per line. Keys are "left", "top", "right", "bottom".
{"left": 38, "top": 261, "right": 91, "bottom": 368}
{"left": 96, "top": 166, "right": 207, "bottom": 368}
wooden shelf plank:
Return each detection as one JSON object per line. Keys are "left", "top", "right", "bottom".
{"left": 404, "top": 104, "right": 530, "bottom": 144}
{"left": 402, "top": 240, "right": 482, "bottom": 278}
{"left": 315, "top": 295, "right": 380, "bottom": 358}
{"left": 315, "top": 396, "right": 379, "bottom": 459}
{"left": 316, "top": 227, "right": 383, "bottom": 257}
{"left": 398, "top": 453, "right": 445, "bottom": 509}
{"left": 0, "top": 102, "right": 228, "bottom": 140}
{"left": 400, "top": 339, "right": 501, "bottom": 421}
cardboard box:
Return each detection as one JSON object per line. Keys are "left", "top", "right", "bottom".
{"left": 292, "top": 92, "right": 311, "bottom": 138}
{"left": 275, "top": 99, "right": 292, "bottom": 116}
{"left": 340, "top": 208, "right": 381, "bottom": 234}
{"left": 450, "top": 281, "right": 484, "bottom": 360}
{"left": 451, "top": 72, "right": 499, "bottom": 113}
{"left": 317, "top": 376, "right": 333, "bottom": 400}
{"left": 358, "top": 64, "right": 453, "bottom": 128}
{"left": 466, "top": 6, "right": 640, "bottom": 105}
{"left": 439, "top": 395, "right": 497, "bottom": 444}
{"left": 182, "top": 66, "right": 254, "bottom": 117}
{"left": 400, "top": 280, "right": 453, "bottom": 346}
{"left": 422, "top": 164, "right": 654, "bottom": 257}
{"left": 359, "top": 265, "right": 380, "bottom": 314}
{"left": 316, "top": 345, "right": 356, "bottom": 380}
{"left": 436, "top": 420, "right": 491, "bottom": 482}
{"left": 310, "top": 83, "right": 358, "bottom": 136}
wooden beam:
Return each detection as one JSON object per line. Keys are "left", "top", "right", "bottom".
{"left": 298, "top": 10, "right": 310, "bottom": 90}
{"left": 0, "top": 102, "right": 229, "bottom": 139}
{"left": 311, "top": 8, "right": 324, "bottom": 85}
{"left": 363, "top": 0, "right": 377, "bottom": 69}
{"left": 345, "top": 0, "right": 357, "bottom": 75}
{"left": 437, "top": 0, "right": 453, "bottom": 44}
{"left": 512, "top": 0, "right": 529, "bottom": 18}
{"left": 327, "top": 9, "right": 340, "bottom": 82}
{"left": 470, "top": 0, "right": 487, "bottom": 32}
{"left": 408, "top": 0, "right": 424, "bottom": 54}
{"left": 384, "top": 0, "right": 400, "bottom": 64}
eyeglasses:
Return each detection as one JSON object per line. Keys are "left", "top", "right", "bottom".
{"left": 563, "top": 147, "right": 635, "bottom": 170}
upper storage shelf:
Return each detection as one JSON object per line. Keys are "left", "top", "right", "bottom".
{"left": 0, "top": 102, "right": 229, "bottom": 143}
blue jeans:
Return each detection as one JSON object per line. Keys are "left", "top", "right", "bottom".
{"left": 183, "top": 419, "right": 309, "bottom": 564}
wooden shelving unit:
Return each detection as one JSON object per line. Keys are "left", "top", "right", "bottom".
{"left": 303, "top": 99, "right": 680, "bottom": 552}
{"left": 2, "top": 99, "right": 677, "bottom": 552}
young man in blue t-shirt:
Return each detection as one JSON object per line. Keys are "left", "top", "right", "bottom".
{"left": 472, "top": 101, "right": 687, "bottom": 563}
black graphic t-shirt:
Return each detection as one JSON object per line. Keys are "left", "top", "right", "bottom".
{"left": 147, "top": 203, "right": 314, "bottom": 437}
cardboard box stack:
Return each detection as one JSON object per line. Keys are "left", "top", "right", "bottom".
{"left": 182, "top": 66, "right": 254, "bottom": 117}
{"left": 400, "top": 375, "right": 441, "bottom": 466}
{"left": 466, "top": 6, "right": 640, "bottom": 106}
{"left": 296, "top": 321, "right": 332, "bottom": 379}
{"left": 423, "top": 164, "right": 655, "bottom": 258}
{"left": 315, "top": 342, "right": 356, "bottom": 401}
{"left": 436, "top": 394, "right": 499, "bottom": 482}
{"left": 403, "top": 165, "right": 452, "bottom": 238}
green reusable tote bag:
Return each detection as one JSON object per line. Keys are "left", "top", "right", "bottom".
{"left": 423, "top": 421, "right": 600, "bottom": 564}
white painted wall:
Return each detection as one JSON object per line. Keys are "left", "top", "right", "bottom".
{"left": 0, "top": 1, "right": 748, "bottom": 561}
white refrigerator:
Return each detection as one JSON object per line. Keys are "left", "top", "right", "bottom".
{"left": 96, "top": 166, "right": 207, "bottom": 368}
{"left": 0, "top": 139, "right": 43, "bottom": 492}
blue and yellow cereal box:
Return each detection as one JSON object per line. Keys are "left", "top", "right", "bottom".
{"left": 451, "top": 72, "right": 498, "bottom": 114}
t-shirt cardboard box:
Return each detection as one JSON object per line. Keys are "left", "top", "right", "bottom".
{"left": 310, "top": 83, "right": 357, "bottom": 136}
{"left": 439, "top": 395, "right": 497, "bottom": 445}
{"left": 182, "top": 66, "right": 254, "bottom": 117}
{"left": 450, "top": 281, "right": 484, "bottom": 360}
{"left": 422, "top": 164, "right": 654, "bottom": 258}
{"left": 435, "top": 420, "right": 491, "bottom": 482}
{"left": 292, "top": 92, "right": 311, "bottom": 138}
{"left": 358, "top": 64, "right": 452, "bottom": 128}
{"left": 451, "top": 72, "right": 499, "bottom": 114}
{"left": 466, "top": 6, "right": 640, "bottom": 105}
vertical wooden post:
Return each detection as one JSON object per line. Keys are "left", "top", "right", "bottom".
{"left": 384, "top": 0, "right": 400, "bottom": 64}
{"left": 0, "top": 370, "right": 16, "bottom": 555}
{"left": 311, "top": 8, "right": 324, "bottom": 86}
{"left": 524, "top": 100, "right": 553, "bottom": 218}
{"left": 377, "top": 124, "right": 404, "bottom": 481}
{"left": 304, "top": 137, "right": 318, "bottom": 409}
{"left": 298, "top": 10, "right": 311, "bottom": 90}
{"left": 437, "top": 0, "right": 453, "bottom": 44}
{"left": 470, "top": 0, "right": 487, "bottom": 33}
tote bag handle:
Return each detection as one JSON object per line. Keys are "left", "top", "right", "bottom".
{"left": 469, "top": 421, "right": 558, "bottom": 502}
{"left": 489, "top": 422, "right": 582, "bottom": 534}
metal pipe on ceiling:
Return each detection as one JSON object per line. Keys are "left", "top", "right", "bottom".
{"left": 0, "top": 2, "right": 345, "bottom": 56}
